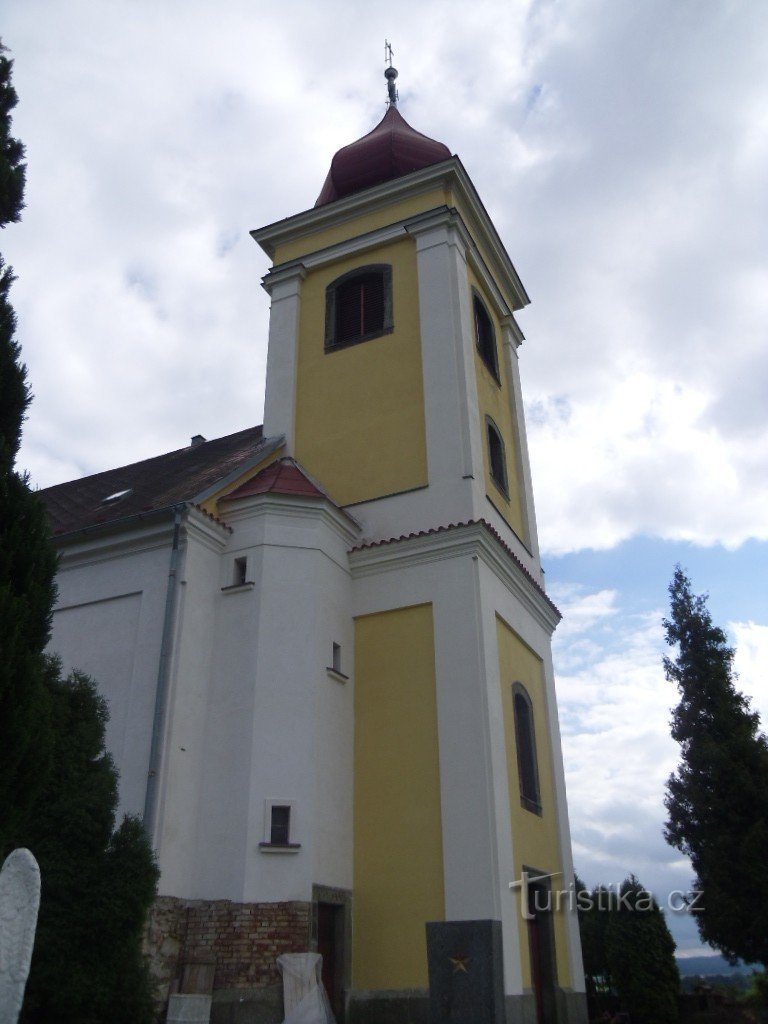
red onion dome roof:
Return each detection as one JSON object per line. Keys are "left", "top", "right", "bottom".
{"left": 315, "top": 106, "right": 451, "bottom": 207}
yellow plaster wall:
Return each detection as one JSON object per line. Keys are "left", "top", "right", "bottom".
{"left": 272, "top": 186, "right": 450, "bottom": 265}
{"left": 496, "top": 615, "right": 571, "bottom": 989}
{"left": 353, "top": 604, "right": 444, "bottom": 990}
{"left": 293, "top": 237, "right": 427, "bottom": 506}
{"left": 470, "top": 270, "right": 527, "bottom": 541}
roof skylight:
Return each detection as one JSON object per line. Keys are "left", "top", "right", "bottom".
{"left": 100, "top": 488, "right": 133, "bottom": 505}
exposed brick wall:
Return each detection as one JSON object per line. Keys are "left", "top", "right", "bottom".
{"left": 145, "top": 897, "right": 311, "bottom": 1004}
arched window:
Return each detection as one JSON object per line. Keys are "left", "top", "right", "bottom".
{"left": 513, "top": 684, "right": 541, "bottom": 813}
{"left": 473, "top": 294, "right": 499, "bottom": 381}
{"left": 486, "top": 418, "right": 508, "bottom": 496}
{"left": 325, "top": 264, "right": 393, "bottom": 350}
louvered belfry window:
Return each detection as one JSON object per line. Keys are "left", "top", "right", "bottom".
{"left": 325, "top": 264, "right": 393, "bottom": 349}
{"left": 513, "top": 685, "right": 541, "bottom": 814}
{"left": 474, "top": 294, "right": 499, "bottom": 380}
{"left": 487, "top": 418, "right": 508, "bottom": 495}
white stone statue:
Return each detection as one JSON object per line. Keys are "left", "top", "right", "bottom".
{"left": 0, "top": 849, "right": 41, "bottom": 1024}
{"left": 277, "top": 953, "right": 335, "bottom": 1024}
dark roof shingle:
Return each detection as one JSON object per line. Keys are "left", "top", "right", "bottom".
{"left": 41, "top": 425, "right": 269, "bottom": 537}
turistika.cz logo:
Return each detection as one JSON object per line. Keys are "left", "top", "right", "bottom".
{"left": 509, "top": 870, "right": 704, "bottom": 920}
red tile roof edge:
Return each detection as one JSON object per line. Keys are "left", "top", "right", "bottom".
{"left": 223, "top": 457, "right": 360, "bottom": 528}
{"left": 190, "top": 503, "right": 233, "bottom": 533}
{"left": 349, "top": 518, "right": 560, "bottom": 619}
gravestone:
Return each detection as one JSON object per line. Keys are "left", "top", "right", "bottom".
{"left": 426, "top": 919, "right": 505, "bottom": 1024}
{"left": 0, "top": 849, "right": 41, "bottom": 1024}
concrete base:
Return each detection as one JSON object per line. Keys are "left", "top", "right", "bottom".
{"left": 505, "top": 992, "right": 537, "bottom": 1024}
{"left": 348, "top": 988, "right": 429, "bottom": 1024}
{"left": 345, "top": 987, "right": 587, "bottom": 1024}
{"left": 167, "top": 994, "right": 213, "bottom": 1022}
{"left": 504, "top": 988, "right": 588, "bottom": 1024}
{"left": 209, "top": 985, "right": 283, "bottom": 1024}
{"left": 555, "top": 989, "right": 588, "bottom": 1024}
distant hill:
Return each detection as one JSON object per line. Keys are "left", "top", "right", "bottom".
{"left": 677, "top": 955, "right": 748, "bottom": 978}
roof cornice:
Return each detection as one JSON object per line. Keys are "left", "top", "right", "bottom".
{"left": 349, "top": 519, "right": 559, "bottom": 635}
{"left": 220, "top": 491, "right": 361, "bottom": 548}
{"left": 251, "top": 157, "right": 529, "bottom": 311}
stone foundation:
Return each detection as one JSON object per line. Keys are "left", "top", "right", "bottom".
{"left": 145, "top": 896, "right": 311, "bottom": 1020}
{"left": 348, "top": 989, "right": 428, "bottom": 1024}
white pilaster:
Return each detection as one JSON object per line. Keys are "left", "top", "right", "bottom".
{"left": 262, "top": 265, "right": 306, "bottom": 452}
{"left": 407, "top": 210, "right": 485, "bottom": 523}
{"left": 539, "top": 643, "right": 587, "bottom": 993}
{"left": 501, "top": 317, "right": 541, "bottom": 568}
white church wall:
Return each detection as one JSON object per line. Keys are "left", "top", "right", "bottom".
{"left": 154, "top": 512, "right": 230, "bottom": 897}
{"left": 189, "top": 540, "right": 265, "bottom": 901}
{"left": 48, "top": 520, "right": 177, "bottom": 820}
{"left": 182, "top": 495, "right": 356, "bottom": 904}
{"left": 311, "top": 549, "right": 354, "bottom": 893}
{"left": 243, "top": 505, "right": 355, "bottom": 904}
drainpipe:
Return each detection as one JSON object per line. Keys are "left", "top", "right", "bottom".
{"left": 143, "top": 504, "right": 185, "bottom": 844}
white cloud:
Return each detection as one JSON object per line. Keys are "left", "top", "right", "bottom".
{"left": 731, "top": 620, "right": 768, "bottom": 728}
{"left": 3, "top": 0, "right": 766, "bottom": 564}
{"left": 530, "top": 374, "right": 768, "bottom": 554}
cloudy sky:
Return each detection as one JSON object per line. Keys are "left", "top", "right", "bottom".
{"left": 5, "top": 0, "right": 768, "bottom": 958}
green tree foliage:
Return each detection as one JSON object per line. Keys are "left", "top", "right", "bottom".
{"left": 574, "top": 876, "right": 612, "bottom": 1008}
{"left": 745, "top": 970, "right": 768, "bottom": 1010}
{"left": 664, "top": 567, "right": 768, "bottom": 967}
{"left": 575, "top": 875, "right": 679, "bottom": 1022}
{"left": 0, "top": 42, "right": 25, "bottom": 227}
{"left": 606, "top": 876, "right": 679, "bottom": 1024}
{"left": 0, "top": 41, "right": 57, "bottom": 858}
{"left": 20, "top": 666, "right": 160, "bottom": 1024}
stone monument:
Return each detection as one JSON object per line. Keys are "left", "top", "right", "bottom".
{"left": 0, "top": 849, "right": 41, "bottom": 1024}
{"left": 426, "top": 920, "right": 506, "bottom": 1024}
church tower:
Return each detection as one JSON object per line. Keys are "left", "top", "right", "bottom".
{"left": 41, "top": 63, "right": 586, "bottom": 1024}
{"left": 251, "top": 69, "right": 587, "bottom": 1024}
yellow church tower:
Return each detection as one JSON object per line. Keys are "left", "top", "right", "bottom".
{"left": 251, "top": 66, "right": 587, "bottom": 1024}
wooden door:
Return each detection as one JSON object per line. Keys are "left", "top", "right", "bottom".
{"left": 527, "top": 881, "right": 558, "bottom": 1024}
{"left": 317, "top": 902, "right": 343, "bottom": 1019}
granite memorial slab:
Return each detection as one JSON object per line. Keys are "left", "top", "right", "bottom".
{"left": 426, "top": 919, "right": 505, "bottom": 1024}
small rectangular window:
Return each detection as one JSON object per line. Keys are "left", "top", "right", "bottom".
{"left": 270, "top": 805, "right": 291, "bottom": 845}
{"left": 332, "top": 642, "right": 342, "bottom": 673}
{"left": 233, "top": 556, "right": 247, "bottom": 586}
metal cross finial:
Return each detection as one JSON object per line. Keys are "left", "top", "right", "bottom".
{"left": 384, "top": 40, "right": 399, "bottom": 107}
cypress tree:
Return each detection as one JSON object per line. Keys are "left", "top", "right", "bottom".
{"left": 664, "top": 566, "right": 768, "bottom": 967}
{"left": 0, "top": 40, "right": 57, "bottom": 858}
{"left": 574, "top": 877, "right": 612, "bottom": 1015}
{"left": 605, "top": 876, "right": 679, "bottom": 1023}
{"left": 20, "top": 667, "right": 159, "bottom": 1024}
